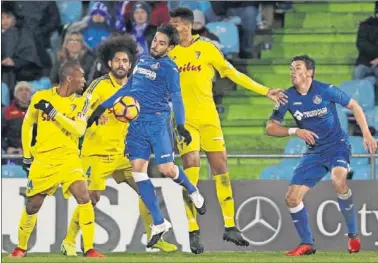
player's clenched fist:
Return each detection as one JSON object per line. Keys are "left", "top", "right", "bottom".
{"left": 295, "top": 129, "right": 319, "bottom": 145}
{"left": 34, "top": 99, "right": 57, "bottom": 118}
{"left": 177, "top": 124, "right": 192, "bottom": 145}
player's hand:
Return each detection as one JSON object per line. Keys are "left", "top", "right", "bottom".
{"left": 34, "top": 99, "right": 56, "bottom": 117}
{"left": 22, "top": 157, "right": 32, "bottom": 176}
{"left": 363, "top": 133, "right": 377, "bottom": 154}
{"left": 267, "top": 89, "right": 288, "bottom": 105}
{"left": 177, "top": 124, "right": 192, "bottom": 145}
{"left": 87, "top": 105, "right": 106, "bottom": 127}
{"left": 295, "top": 129, "right": 319, "bottom": 145}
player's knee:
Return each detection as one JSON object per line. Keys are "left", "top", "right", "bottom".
{"left": 158, "top": 163, "right": 175, "bottom": 177}
{"left": 182, "top": 152, "right": 200, "bottom": 168}
{"left": 285, "top": 194, "right": 301, "bottom": 208}
{"left": 89, "top": 191, "right": 100, "bottom": 207}
{"left": 331, "top": 167, "right": 347, "bottom": 186}
{"left": 25, "top": 201, "right": 42, "bottom": 215}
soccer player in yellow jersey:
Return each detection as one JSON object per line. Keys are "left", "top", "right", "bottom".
{"left": 169, "top": 8, "right": 288, "bottom": 254}
{"left": 62, "top": 35, "right": 177, "bottom": 254}
{"left": 9, "top": 61, "right": 104, "bottom": 258}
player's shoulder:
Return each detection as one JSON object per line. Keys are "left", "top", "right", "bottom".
{"left": 312, "top": 80, "right": 337, "bottom": 93}
{"left": 31, "top": 87, "right": 55, "bottom": 101}
{"left": 284, "top": 86, "right": 297, "bottom": 96}
{"left": 158, "top": 57, "right": 179, "bottom": 72}
{"left": 196, "top": 36, "right": 220, "bottom": 51}
{"left": 85, "top": 74, "right": 111, "bottom": 94}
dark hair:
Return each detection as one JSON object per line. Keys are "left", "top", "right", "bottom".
{"left": 292, "top": 55, "right": 316, "bottom": 77}
{"left": 157, "top": 24, "right": 180, "bottom": 46}
{"left": 169, "top": 7, "right": 194, "bottom": 24}
{"left": 59, "top": 60, "right": 82, "bottom": 83}
{"left": 96, "top": 34, "right": 138, "bottom": 69}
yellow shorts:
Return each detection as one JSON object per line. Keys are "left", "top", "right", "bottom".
{"left": 81, "top": 154, "right": 132, "bottom": 191}
{"left": 26, "top": 156, "right": 86, "bottom": 199}
{"left": 177, "top": 119, "right": 226, "bottom": 156}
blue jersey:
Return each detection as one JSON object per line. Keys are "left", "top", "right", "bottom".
{"left": 102, "top": 55, "right": 184, "bottom": 123}
{"left": 270, "top": 80, "right": 352, "bottom": 149}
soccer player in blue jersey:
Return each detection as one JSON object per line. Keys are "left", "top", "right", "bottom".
{"left": 87, "top": 24, "right": 206, "bottom": 248}
{"left": 266, "top": 55, "right": 377, "bottom": 256}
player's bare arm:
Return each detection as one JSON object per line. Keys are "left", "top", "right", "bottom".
{"left": 266, "top": 120, "right": 318, "bottom": 145}
{"left": 346, "top": 99, "right": 377, "bottom": 153}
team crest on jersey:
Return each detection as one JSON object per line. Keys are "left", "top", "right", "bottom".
{"left": 70, "top": 104, "right": 77, "bottom": 111}
{"left": 151, "top": 62, "right": 160, "bottom": 70}
{"left": 195, "top": 51, "right": 201, "bottom": 59}
{"left": 172, "top": 56, "right": 177, "bottom": 61}
{"left": 313, "top": 95, "right": 322, "bottom": 105}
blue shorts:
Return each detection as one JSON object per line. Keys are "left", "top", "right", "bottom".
{"left": 291, "top": 142, "right": 351, "bottom": 188}
{"left": 126, "top": 117, "right": 175, "bottom": 165}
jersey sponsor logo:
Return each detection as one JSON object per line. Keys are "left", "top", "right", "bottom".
{"left": 134, "top": 66, "right": 157, "bottom": 80}
{"left": 178, "top": 62, "right": 202, "bottom": 73}
{"left": 294, "top": 107, "right": 328, "bottom": 120}
{"left": 313, "top": 95, "right": 322, "bottom": 105}
{"left": 151, "top": 62, "right": 160, "bottom": 70}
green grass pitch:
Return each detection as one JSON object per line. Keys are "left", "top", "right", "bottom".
{"left": 2, "top": 251, "right": 378, "bottom": 263}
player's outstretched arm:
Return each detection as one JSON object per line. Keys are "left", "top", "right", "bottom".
{"left": 167, "top": 64, "right": 192, "bottom": 145}
{"left": 346, "top": 99, "right": 377, "bottom": 153}
{"left": 34, "top": 99, "right": 88, "bottom": 137}
{"left": 208, "top": 43, "right": 287, "bottom": 104}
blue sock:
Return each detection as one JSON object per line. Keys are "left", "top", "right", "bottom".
{"left": 173, "top": 166, "right": 196, "bottom": 194}
{"left": 134, "top": 174, "right": 164, "bottom": 225}
{"left": 289, "top": 202, "right": 313, "bottom": 244}
{"left": 337, "top": 189, "right": 357, "bottom": 234}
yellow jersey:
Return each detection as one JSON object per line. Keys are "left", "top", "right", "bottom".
{"left": 22, "top": 87, "right": 90, "bottom": 163}
{"left": 81, "top": 73, "right": 128, "bottom": 156}
{"left": 168, "top": 35, "right": 269, "bottom": 123}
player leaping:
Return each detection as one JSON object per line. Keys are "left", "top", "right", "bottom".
{"left": 168, "top": 7, "right": 287, "bottom": 254}
{"left": 61, "top": 35, "right": 177, "bottom": 255}
{"left": 266, "top": 55, "right": 377, "bottom": 256}
{"left": 87, "top": 24, "right": 206, "bottom": 248}
{"left": 9, "top": 61, "right": 104, "bottom": 258}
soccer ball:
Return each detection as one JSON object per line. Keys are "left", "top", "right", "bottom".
{"left": 112, "top": 96, "right": 140, "bottom": 122}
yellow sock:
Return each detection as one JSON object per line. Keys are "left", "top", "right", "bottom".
{"left": 214, "top": 172, "right": 235, "bottom": 228}
{"left": 184, "top": 167, "right": 200, "bottom": 232}
{"left": 18, "top": 208, "right": 37, "bottom": 250}
{"left": 78, "top": 202, "right": 95, "bottom": 253}
{"left": 64, "top": 206, "right": 80, "bottom": 244}
{"left": 139, "top": 198, "right": 153, "bottom": 240}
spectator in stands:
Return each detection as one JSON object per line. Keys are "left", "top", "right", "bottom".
{"left": 81, "top": 2, "right": 113, "bottom": 49}
{"left": 13, "top": 1, "right": 61, "bottom": 70}
{"left": 354, "top": 6, "right": 378, "bottom": 87}
{"left": 1, "top": 2, "right": 44, "bottom": 96}
{"left": 126, "top": 2, "right": 157, "bottom": 58}
{"left": 192, "top": 10, "right": 221, "bottom": 48}
{"left": 50, "top": 31, "right": 95, "bottom": 85}
{"left": 2, "top": 81, "right": 32, "bottom": 155}
{"left": 149, "top": 1, "right": 170, "bottom": 26}
{"left": 208, "top": 1, "right": 259, "bottom": 58}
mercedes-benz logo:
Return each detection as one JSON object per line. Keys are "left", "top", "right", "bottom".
{"left": 236, "top": 196, "right": 282, "bottom": 246}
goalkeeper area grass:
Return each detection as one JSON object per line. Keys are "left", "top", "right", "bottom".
{"left": 2, "top": 251, "right": 378, "bottom": 262}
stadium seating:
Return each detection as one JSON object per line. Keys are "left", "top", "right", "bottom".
{"left": 207, "top": 22, "right": 240, "bottom": 55}
{"left": 351, "top": 165, "right": 372, "bottom": 180}
{"left": 56, "top": 1, "right": 83, "bottom": 25}
{"left": 349, "top": 136, "right": 369, "bottom": 165}
{"left": 339, "top": 79, "right": 375, "bottom": 111}
{"left": 29, "top": 77, "right": 52, "bottom": 94}
{"left": 2, "top": 82, "right": 10, "bottom": 107}
{"left": 365, "top": 106, "right": 378, "bottom": 130}
{"left": 1, "top": 164, "right": 27, "bottom": 178}
{"left": 336, "top": 106, "right": 349, "bottom": 132}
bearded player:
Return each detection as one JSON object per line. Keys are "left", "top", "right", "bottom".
{"left": 9, "top": 61, "right": 104, "bottom": 258}
{"left": 60, "top": 35, "right": 178, "bottom": 255}
{"left": 168, "top": 7, "right": 287, "bottom": 254}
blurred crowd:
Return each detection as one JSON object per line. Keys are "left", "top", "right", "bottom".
{"left": 1, "top": 1, "right": 294, "bottom": 155}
